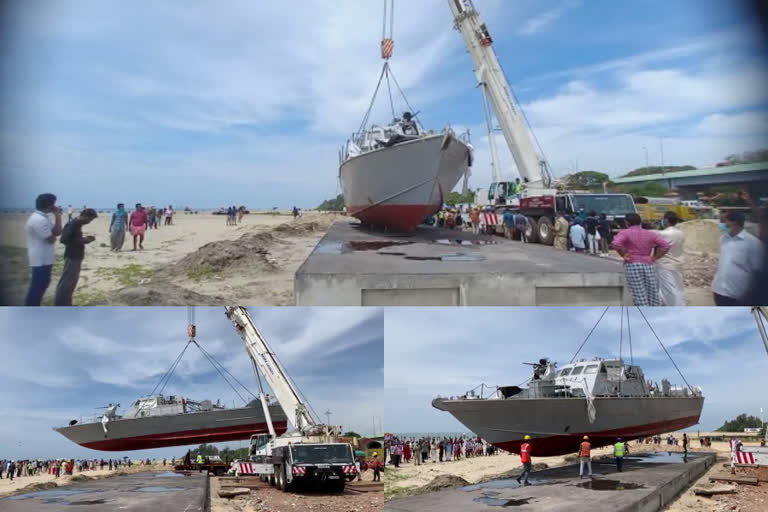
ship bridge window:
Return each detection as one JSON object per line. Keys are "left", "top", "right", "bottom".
{"left": 584, "top": 364, "right": 599, "bottom": 374}
{"left": 557, "top": 368, "right": 572, "bottom": 377}
{"left": 570, "top": 366, "right": 584, "bottom": 376}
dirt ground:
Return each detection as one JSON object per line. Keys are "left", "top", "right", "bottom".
{"left": 661, "top": 442, "right": 767, "bottom": 512}
{"left": 0, "top": 211, "right": 336, "bottom": 305}
{"left": 210, "top": 470, "right": 383, "bottom": 512}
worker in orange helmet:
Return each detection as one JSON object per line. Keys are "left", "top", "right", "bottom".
{"left": 516, "top": 435, "right": 532, "bottom": 486}
{"left": 578, "top": 435, "right": 592, "bottom": 478}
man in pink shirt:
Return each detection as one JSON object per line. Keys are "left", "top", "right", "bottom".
{"left": 611, "top": 213, "right": 671, "bottom": 306}
{"left": 129, "top": 203, "right": 149, "bottom": 250}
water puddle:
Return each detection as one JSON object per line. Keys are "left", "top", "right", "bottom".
{"left": 154, "top": 471, "right": 185, "bottom": 478}
{"left": 404, "top": 254, "right": 485, "bottom": 262}
{"left": 7, "top": 489, "right": 96, "bottom": 500}
{"left": 433, "top": 239, "right": 498, "bottom": 246}
{"left": 630, "top": 452, "right": 690, "bottom": 464}
{"left": 137, "top": 486, "right": 179, "bottom": 492}
{"left": 464, "top": 478, "right": 562, "bottom": 491}
{"left": 68, "top": 498, "right": 107, "bottom": 505}
{"left": 474, "top": 494, "right": 533, "bottom": 507}
{"left": 314, "top": 240, "right": 413, "bottom": 255}
{"left": 575, "top": 479, "right": 645, "bottom": 491}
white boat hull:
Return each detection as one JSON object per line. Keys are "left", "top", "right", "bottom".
{"left": 340, "top": 133, "right": 471, "bottom": 231}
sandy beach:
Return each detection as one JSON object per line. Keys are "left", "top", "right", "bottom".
{"left": 0, "top": 462, "right": 171, "bottom": 498}
{"left": 0, "top": 211, "right": 338, "bottom": 306}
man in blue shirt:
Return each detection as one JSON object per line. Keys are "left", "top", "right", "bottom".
{"left": 503, "top": 209, "right": 515, "bottom": 239}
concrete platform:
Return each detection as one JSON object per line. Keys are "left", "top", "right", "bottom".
{"left": 1, "top": 471, "right": 208, "bottom": 512}
{"left": 385, "top": 452, "right": 716, "bottom": 512}
{"left": 295, "top": 220, "right": 631, "bottom": 306}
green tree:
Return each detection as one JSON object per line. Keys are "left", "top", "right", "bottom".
{"left": 317, "top": 194, "right": 345, "bottom": 211}
{"left": 445, "top": 190, "right": 476, "bottom": 206}
{"left": 621, "top": 182, "right": 670, "bottom": 198}
{"left": 622, "top": 165, "right": 696, "bottom": 177}
{"left": 343, "top": 431, "right": 362, "bottom": 438}
{"left": 718, "top": 148, "right": 768, "bottom": 166}
{"left": 564, "top": 171, "right": 611, "bottom": 191}
{"left": 716, "top": 414, "right": 766, "bottom": 435}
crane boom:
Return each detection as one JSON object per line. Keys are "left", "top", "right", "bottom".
{"left": 448, "top": 0, "right": 552, "bottom": 187}
{"left": 224, "top": 307, "right": 316, "bottom": 432}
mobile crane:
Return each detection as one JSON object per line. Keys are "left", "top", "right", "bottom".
{"left": 448, "top": 0, "right": 636, "bottom": 244}
{"left": 224, "top": 307, "right": 358, "bottom": 492}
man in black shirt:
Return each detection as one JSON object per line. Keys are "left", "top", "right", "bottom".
{"left": 55, "top": 208, "right": 98, "bottom": 305}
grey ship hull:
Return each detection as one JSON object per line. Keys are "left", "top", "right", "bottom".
{"left": 433, "top": 396, "right": 703, "bottom": 456}
{"left": 55, "top": 404, "right": 287, "bottom": 451}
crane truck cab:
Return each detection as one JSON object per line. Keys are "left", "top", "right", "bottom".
{"left": 233, "top": 433, "right": 359, "bottom": 492}
{"left": 272, "top": 442, "right": 357, "bottom": 492}
{"left": 482, "top": 181, "right": 636, "bottom": 244}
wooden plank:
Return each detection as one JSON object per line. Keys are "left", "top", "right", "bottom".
{"left": 220, "top": 483, "right": 264, "bottom": 489}
{"left": 709, "top": 474, "right": 759, "bottom": 486}
{"left": 693, "top": 485, "right": 737, "bottom": 496}
{"left": 218, "top": 487, "right": 251, "bottom": 498}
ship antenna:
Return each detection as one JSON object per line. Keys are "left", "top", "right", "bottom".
{"left": 635, "top": 307, "right": 694, "bottom": 393}
{"left": 569, "top": 306, "right": 610, "bottom": 363}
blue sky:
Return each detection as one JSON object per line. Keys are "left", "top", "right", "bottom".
{"left": 0, "top": 307, "right": 383, "bottom": 460}
{"left": 1, "top": 0, "right": 767, "bottom": 209}
{"left": 385, "top": 307, "right": 768, "bottom": 434}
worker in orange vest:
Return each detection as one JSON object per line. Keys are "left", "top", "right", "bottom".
{"left": 516, "top": 435, "right": 532, "bottom": 486}
{"left": 578, "top": 435, "right": 592, "bottom": 478}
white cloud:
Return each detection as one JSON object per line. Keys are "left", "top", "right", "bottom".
{"left": 517, "top": 0, "right": 581, "bottom": 36}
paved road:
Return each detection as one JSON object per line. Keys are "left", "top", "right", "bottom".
{"left": 385, "top": 453, "right": 714, "bottom": 512}
{"left": 0, "top": 471, "right": 206, "bottom": 512}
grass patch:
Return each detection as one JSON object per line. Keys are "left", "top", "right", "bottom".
{"left": 383, "top": 468, "right": 415, "bottom": 501}
{"left": 76, "top": 291, "right": 109, "bottom": 306}
{"left": 95, "top": 264, "right": 153, "bottom": 287}
{"left": 185, "top": 264, "right": 220, "bottom": 281}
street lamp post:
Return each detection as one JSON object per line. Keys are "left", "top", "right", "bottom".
{"left": 642, "top": 146, "right": 649, "bottom": 173}
{"left": 659, "top": 137, "right": 666, "bottom": 176}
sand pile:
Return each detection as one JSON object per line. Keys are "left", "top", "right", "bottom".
{"left": 164, "top": 231, "right": 281, "bottom": 278}
{"left": 112, "top": 283, "right": 227, "bottom": 306}
{"left": 418, "top": 474, "right": 470, "bottom": 493}
{"left": 272, "top": 221, "right": 324, "bottom": 235}
{"left": 678, "top": 219, "right": 722, "bottom": 254}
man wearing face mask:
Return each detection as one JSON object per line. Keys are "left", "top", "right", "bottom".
{"left": 712, "top": 210, "right": 764, "bottom": 306}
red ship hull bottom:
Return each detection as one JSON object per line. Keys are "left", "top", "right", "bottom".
{"left": 493, "top": 415, "right": 700, "bottom": 457}
{"left": 349, "top": 204, "right": 436, "bottom": 233}
{"left": 79, "top": 421, "right": 288, "bottom": 451}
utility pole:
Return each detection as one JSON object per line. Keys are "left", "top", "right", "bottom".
{"left": 659, "top": 137, "right": 665, "bottom": 176}
{"left": 642, "top": 146, "right": 649, "bottom": 173}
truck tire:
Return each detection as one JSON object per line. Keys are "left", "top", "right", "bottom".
{"left": 276, "top": 465, "right": 285, "bottom": 491}
{"left": 537, "top": 216, "right": 555, "bottom": 245}
{"left": 333, "top": 478, "right": 345, "bottom": 493}
{"left": 525, "top": 217, "right": 539, "bottom": 244}
{"left": 269, "top": 474, "right": 275, "bottom": 487}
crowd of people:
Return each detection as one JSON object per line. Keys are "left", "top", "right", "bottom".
{"left": 427, "top": 199, "right": 766, "bottom": 307}
{"left": 0, "top": 458, "right": 134, "bottom": 481}
{"left": 225, "top": 205, "right": 245, "bottom": 226}
{"left": 383, "top": 435, "right": 501, "bottom": 468}
{"left": 23, "top": 194, "right": 180, "bottom": 306}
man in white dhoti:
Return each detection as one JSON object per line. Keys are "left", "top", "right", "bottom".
{"left": 656, "top": 211, "right": 687, "bottom": 306}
